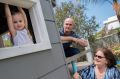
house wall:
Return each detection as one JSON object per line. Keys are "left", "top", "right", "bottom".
{"left": 107, "top": 21, "right": 120, "bottom": 30}
{"left": 104, "top": 16, "right": 120, "bottom": 31}
{"left": 0, "top": 0, "right": 70, "bottom": 79}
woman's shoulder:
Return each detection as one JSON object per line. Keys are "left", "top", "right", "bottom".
{"left": 108, "top": 66, "right": 119, "bottom": 70}
{"left": 107, "top": 66, "right": 120, "bottom": 74}
{"left": 106, "top": 66, "right": 120, "bottom": 78}
{"left": 79, "top": 64, "right": 95, "bottom": 73}
{"left": 78, "top": 64, "right": 95, "bottom": 79}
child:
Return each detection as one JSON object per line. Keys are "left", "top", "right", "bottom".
{"left": 5, "top": 4, "right": 33, "bottom": 46}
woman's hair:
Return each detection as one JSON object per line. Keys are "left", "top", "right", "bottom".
{"left": 96, "top": 47, "right": 117, "bottom": 67}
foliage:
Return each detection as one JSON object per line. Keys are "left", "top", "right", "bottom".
{"left": 78, "top": 0, "right": 120, "bottom": 21}
{"left": 54, "top": 1, "right": 99, "bottom": 38}
{"left": 117, "top": 27, "right": 120, "bottom": 33}
{"left": 78, "top": 0, "right": 119, "bottom": 6}
{"left": 88, "top": 35, "right": 96, "bottom": 42}
{"left": 110, "top": 43, "right": 120, "bottom": 60}
{"left": 94, "top": 27, "right": 106, "bottom": 39}
{"left": 90, "top": 32, "right": 120, "bottom": 56}
{"left": 94, "top": 24, "right": 120, "bottom": 39}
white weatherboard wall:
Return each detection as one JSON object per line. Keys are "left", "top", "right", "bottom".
{"left": 0, "top": 0, "right": 70, "bottom": 79}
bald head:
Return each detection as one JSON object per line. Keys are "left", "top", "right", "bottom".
{"left": 64, "top": 18, "right": 75, "bottom": 26}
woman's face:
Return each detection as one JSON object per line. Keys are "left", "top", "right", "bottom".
{"left": 94, "top": 50, "right": 108, "bottom": 67}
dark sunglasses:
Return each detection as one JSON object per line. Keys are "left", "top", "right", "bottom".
{"left": 94, "top": 55, "right": 105, "bottom": 59}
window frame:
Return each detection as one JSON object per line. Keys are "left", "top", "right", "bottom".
{"left": 0, "top": 0, "right": 52, "bottom": 60}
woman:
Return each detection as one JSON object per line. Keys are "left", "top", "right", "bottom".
{"left": 74, "top": 47, "right": 120, "bottom": 79}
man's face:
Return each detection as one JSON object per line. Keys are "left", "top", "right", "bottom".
{"left": 63, "top": 18, "right": 74, "bottom": 34}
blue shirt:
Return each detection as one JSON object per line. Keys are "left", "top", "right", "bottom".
{"left": 79, "top": 64, "right": 120, "bottom": 79}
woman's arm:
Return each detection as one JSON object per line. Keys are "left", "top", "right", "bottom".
{"left": 73, "top": 72, "right": 82, "bottom": 79}
{"left": 5, "top": 4, "right": 16, "bottom": 37}
{"left": 18, "top": 7, "right": 28, "bottom": 28}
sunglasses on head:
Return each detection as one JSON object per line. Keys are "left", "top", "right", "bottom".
{"left": 94, "top": 55, "right": 105, "bottom": 59}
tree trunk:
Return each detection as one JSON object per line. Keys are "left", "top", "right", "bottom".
{"left": 113, "top": 2, "right": 120, "bottom": 22}
{"left": 117, "top": 15, "right": 120, "bottom": 22}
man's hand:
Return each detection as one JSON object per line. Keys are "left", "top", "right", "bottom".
{"left": 72, "top": 37, "right": 78, "bottom": 44}
{"left": 72, "top": 37, "right": 88, "bottom": 47}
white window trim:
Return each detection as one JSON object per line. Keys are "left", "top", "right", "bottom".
{"left": 0, "top": 0, "right": 52, "bottom": 60}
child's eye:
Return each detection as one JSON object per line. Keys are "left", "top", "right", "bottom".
{"left": 13, "top": 21, "right": 17, "bottom": 23}
{"left": 19, "top": 20, "right": 22, "bottom": 22}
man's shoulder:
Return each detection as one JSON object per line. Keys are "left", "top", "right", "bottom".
{"left": 59, "top": 28, "right": 63, "bottom": 32}
{"left": 71, "top": 31, "right": 82, "bottom": 38}
{"left": 59, "top": 28, "right": 64, "bottom": 35}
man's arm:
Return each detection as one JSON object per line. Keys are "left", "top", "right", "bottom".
{"left": 60, "top": 36, "right": 88, "bottom": 47}
{"left": 75, "top": 38, "right": 88, "bottom": 47}
{"left": 60, "top": 36, "right": 73, "bottom": 43}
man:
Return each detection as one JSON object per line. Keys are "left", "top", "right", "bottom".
{"left": 59, "top": 17, "right": 88, "bottom": 74}
{"left": 59, "top": 17, "right": 88, "bottom": 57}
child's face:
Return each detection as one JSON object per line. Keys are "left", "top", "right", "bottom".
{"left": 12, "top": 13, "right": 25, "bottom": 30}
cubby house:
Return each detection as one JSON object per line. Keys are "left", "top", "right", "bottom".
{"left": 0, "top": 0, "right": 71, "bottom": 79}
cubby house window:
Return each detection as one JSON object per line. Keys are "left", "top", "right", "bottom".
{"left": 0, "top": 4, "right": 35, "bottom": 47}
{"left": 0, "top": 0, "right": 51, "bottom": 60}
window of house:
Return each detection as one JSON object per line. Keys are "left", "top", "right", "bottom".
{"left": 0, "top": 0, "right": 51, "bottom": 60}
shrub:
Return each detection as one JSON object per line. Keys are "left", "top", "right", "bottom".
{"left": 110, "top": 43, "right": 120, "bottom": 61}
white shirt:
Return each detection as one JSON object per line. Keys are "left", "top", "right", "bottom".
{"left": 13, "top": 29, "right": 33, "bottom": 46}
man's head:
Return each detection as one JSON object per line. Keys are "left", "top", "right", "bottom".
{"left": 63, "top": 18, "right": 75, "bottom": 34}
